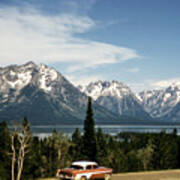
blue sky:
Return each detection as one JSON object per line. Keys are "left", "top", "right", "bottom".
{"left": 0, "top": 0, "right": 180, "bottom": 92}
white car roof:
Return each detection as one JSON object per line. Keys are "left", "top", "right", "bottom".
{"left": 72, "top": 161, "right": 98, "bottom": 167}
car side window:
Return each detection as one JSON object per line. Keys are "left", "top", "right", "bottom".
{"left": 86, "top": 165, "right": 92, "bottom": 170}
{"left": 70, "top": 165, "right": 83, "bottom": 170}
{"left": 93, "top": 165, "right": 98, "bottom": 169}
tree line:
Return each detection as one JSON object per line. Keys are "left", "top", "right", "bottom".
{"left": 1, "top": 97, "right": 180, "bottom": 179}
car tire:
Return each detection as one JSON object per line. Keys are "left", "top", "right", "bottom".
{"left": 80, "top": 176, "right": 87, "bottom": 180}
{"left": 104, "top": 174, "right": 111, "bottom": 180}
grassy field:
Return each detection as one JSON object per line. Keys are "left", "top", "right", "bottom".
{"left": 113, "top": 170, "right": 180, "bottom": 180}
{"left": 36, "top": 178, "right": 57, "bottom": 180}
{"left": 36, "top": 169, "right": 180, "bottom": 180}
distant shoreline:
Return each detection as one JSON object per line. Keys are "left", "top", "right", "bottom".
{"left": 6, "top": 121, "right": 180, "bottom": 126}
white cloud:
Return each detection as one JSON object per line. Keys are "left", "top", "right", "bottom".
{"left": 0, "top": 6, "right": 139, "bottom": 71}
{"left": 127, "top": 67, "right": 139, "bottom": 73}
{"left": 129, "top": 77, "right": 180, "bottom": 93}
{"left": 63, "top": 0, "right": 98, "bottom": 13}
{"left": 150, "top": 78, "right": 180, "bottom": 89}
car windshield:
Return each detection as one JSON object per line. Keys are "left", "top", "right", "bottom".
{"left": 70, "top": 165, "right": 83, "bottom": 170}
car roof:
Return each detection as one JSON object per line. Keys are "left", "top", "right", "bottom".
{"left": 72, "top": 161, "right": 98, "bottom": 167}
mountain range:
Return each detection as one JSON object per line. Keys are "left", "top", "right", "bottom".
{"left": 138, "top": 83, "right": 180, "bottom": 122}
{"left": 78, "top": 81, "right": 150, "bottom": 120}
{"left": 79, "top": 81, "right": 180, "bottom": 123}
{"left": 0, "top": 62, "right": 180, "bottom": 125}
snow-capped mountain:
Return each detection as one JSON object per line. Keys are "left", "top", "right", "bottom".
{"left": 79, "top": 81, "right": 132, "bottom": 101}
{"left": 2, "top": 61, "right": 180, "bottom": 124}
{"left": 79, "top": 81, "right": 151, "bottom": 120}
{"left": 0, "top": 62, "right": 61, "bottom": 98}
{"left": 0, "top": 62, "right": 118, "bottom": 125}
{"left": 162, "top": 102, "right": 180, "bottom": 122}
{"left": 138, "top": 82, "right": 180, "bottom": 120}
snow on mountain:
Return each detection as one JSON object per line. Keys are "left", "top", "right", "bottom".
{"left": 38, "top": 63, "right": 58, "bottom": 92}
{"left": 0, "top": 62, "right": 33, "bottom": 92}
{"left": 0, "top": 61, "right": 61, "bottom": 95}
{"left": 80, "top": 80, "right": 180, "bottom": 122}
{"left": 139, "top": 82, "right": 180, "bottom": 118}
{"left": 79, "top": 80, "right": 151, "bottom": 119}
{"left": 79, "top": 80, "right": 131, "bottom": 101}
{"left": 0, "top": 62, "right": 119, "bottom": 125}
{"left": 2, "top": 61, "right": 180, "bottom": 123}
{"left": 162, "top": 102, "right": 180, "bottom": 122}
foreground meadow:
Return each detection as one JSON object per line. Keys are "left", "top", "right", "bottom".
{"left": 36, "top": 169, "right": 180, "bottom": 180}
{"left": 113, "top": 170, "right": 180, "bottom": 180}
{"left": 36, "top": 178, "right": 57, "bottom": 180}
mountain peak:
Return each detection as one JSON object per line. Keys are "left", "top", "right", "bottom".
{"left": 139, "top": 81, "right": 180, "bottom": 119}
{"left": 0, "top": 62, "right": 120, "bottom": 125}
{"left": 39, "top": 63, "right": 48, "bottom": 69}
{"left": 168, "top": 82, "right": 180, "bottom": 90}
{"left": 24, "top": 61, "right": 36, "bottom": 67}
{"left": 79, "top": 80, "right": 131, "bottom": 101}
{"left": 78, "top": 80, "right": 150, "bottom": 119}
{"left": 0, "top": 62, "right": 61, "bottom": 93}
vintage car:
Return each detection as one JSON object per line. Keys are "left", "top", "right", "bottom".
{"left": 56, "top": 161, "right": 112, "bottom": 180}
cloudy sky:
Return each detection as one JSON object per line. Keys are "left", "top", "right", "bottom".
{"left": 0, "top": 0, "right": 180, "bottom": 92}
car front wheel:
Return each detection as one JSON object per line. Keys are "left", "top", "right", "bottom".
{"left": 80, "top": 176, "right": 87, "bottom": 180}
{"left": 104, "top": 174, "right": 111, "bottom": 180}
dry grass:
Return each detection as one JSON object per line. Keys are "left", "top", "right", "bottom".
{"left": 35, "top": 178, "right": 58, "bottom": 180}
{"left": 112, "top": 170, "right": 180, "bottom": 180}
{"left": 36, "top": 170, "right": 180, "bottom": 180}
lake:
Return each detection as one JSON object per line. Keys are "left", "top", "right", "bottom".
{"left": 31, "top": 125, "right": 180, "bottom": 138}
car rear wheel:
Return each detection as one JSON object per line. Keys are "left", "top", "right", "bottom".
{"left": 104, "top": 174, "right": 111, "bottom": 180}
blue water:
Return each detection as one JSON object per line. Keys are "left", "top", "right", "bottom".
{"left": 30, "top": 125, "right": 180, "bottom": 138}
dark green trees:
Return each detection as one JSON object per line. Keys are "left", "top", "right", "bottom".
{"left": 0, "top": 121, "right": 11, "bottom": 180}
{"left": 96, "top": 128, "right": 108, "bottom": 165}
{"left": 82, "top": 97, "right": 97, "bottom": 161}
{"left": 150, "top": 131, "right": 179, "bottom": 170}
{"left": 70, "top": 128, "right": 83, "bottom": 161}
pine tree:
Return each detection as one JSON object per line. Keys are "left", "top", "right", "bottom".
{"left": 96, "top": 128, "right": 108, "bottom": 165}
{"left": 82, "top": 97, "right": 97, "bottom": 161}
{"left": 150, "top": 133, "right": 163, "bottom": 170}
{"left": 71, "top": 128, "right": 83, "bottom": 161}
